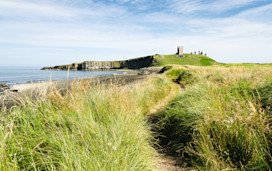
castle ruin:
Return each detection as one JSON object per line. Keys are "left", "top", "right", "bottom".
{"left": 177, "top": 46, "right": 184, "bottom": 57}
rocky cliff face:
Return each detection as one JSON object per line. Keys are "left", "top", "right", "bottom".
{"left": 41, "top": 56, "right": 154, "bottom": 70}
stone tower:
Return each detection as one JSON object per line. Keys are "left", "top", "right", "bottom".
{"left": 177, "top": 46, "right": 184, "bottom": 57}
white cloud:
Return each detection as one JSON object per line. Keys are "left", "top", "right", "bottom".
{"left": 0, "top": 0, "right": 126, "bottom": 20}
{"left": 0, "top": 0, "right": 75, "bottom": 17}
{"left": 0, "top": 0, "right": 271, "bottom": 65}
{"left": 169, "top": 0, "right": 263, "bottom": 14}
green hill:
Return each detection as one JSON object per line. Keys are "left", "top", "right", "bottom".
{"left": 152, "top": 54, "right": 217, "bottom": 66}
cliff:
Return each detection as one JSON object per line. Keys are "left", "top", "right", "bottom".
{"left": 41, "top": 56, "right": 154, "bottom": 70}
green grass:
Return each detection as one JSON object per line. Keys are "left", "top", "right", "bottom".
{"left": 167, "top": 69, "right": 196, "bottom": 87}
{"left": 255, "top": 81, "right": 272, "bottom": 115}
{"left": 3, "top": 62, "right": 272, "bottom": 170}
{"left": 220, "top": 63, "right": 272, "bottom": 68}
{"left": 152, "top": 66, "right": 272, "bottom": 170}
{"left": 0, "top": 76, "right": 174, "bottom": 170}
{"left": 150, "top": 89, "right": 203, "bottom": 161}
{"left": 153, "top": 54, "right": 217, "bottom": 66}
{"left": 167, "top": 69, "right": 185, "bottom": 79}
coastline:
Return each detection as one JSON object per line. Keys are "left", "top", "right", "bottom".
{"left": 0, "top": 67, "right": 162, "bottom": 109}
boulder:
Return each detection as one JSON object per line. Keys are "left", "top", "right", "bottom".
{"left": 0, "top": 84, "right": 10, "bottom": 92}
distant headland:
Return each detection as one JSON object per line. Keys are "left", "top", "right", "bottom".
{"left": 41, "top": 46, "right": 212, "bottom": 70}
{"left": 41, "top": 56, "right": 155, "bottom": 70}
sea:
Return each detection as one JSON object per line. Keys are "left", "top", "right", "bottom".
{"left": 0, "top": 66, "right": 123, "bottom": 86}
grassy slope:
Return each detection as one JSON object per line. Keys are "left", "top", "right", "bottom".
{"left": 153, "top": 54, "right": 217, "bottom": 66}
{"left": 152, "top": 65, "right": 272, "bottom": 170}
{"left": 0, "top": 76, "right": 175, "bottom": 170}
{"left": 152, "top": 53, "right": 272, "bottom": 68}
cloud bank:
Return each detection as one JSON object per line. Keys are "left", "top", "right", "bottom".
{"left": 0, "top": 0, "right": 271, "bottom": 65}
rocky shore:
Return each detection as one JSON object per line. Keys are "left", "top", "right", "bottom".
{"left": 0, "top": 67, "right": 162, "bottom": 109}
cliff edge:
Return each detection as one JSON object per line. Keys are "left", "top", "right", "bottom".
{"left": 41, "top": 56, "right": 155, "bottom": 70}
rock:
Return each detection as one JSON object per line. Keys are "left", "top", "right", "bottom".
{"left": 0, "top": 84, "right": 10, "bottom": 93}
{"left": 138, "top": 71, "right": 150, "bottom": 75}
{"left": 0, "top": 84, "right": 8, "bottom": 88}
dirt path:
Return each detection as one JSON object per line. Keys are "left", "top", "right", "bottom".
{"left": 148, "top": 83, "right": 179, "bottom": 115}
{"left": 147, "top": 84, "right": 186, "bottom": 171}
{"left": 156, "top": 154, "right": 187, "bottom": 171}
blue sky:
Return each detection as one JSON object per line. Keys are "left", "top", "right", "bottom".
{"left": 0, "top": 0, "right": 272, "bottom": 66}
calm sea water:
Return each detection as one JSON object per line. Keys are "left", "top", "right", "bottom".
{"left": 0, "top": 66, "right": 123, "bottom": 86}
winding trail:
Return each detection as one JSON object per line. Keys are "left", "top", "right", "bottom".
{"left": 147, "top": 83, "right": 187, "bottom": 171}
{"left": 148, "top": 83, "right": 179, "bottom": 116}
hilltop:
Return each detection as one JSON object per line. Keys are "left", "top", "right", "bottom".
{"left": 152, "top": 53, "right": 217, "bottom": 66}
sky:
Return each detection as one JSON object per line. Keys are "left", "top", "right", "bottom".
{"left": 0, "top": 0, "right": 272, "bottom": 66}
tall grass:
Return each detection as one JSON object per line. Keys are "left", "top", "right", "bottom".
{"left": 0, "top": 76, "right": 173, "bottom": 170}
{"left": 153, "top": 66, "right": 272, "bottom": 170}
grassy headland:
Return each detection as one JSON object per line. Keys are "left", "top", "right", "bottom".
{"left": 42, "top": 53, "right": 217, "bottom": 71}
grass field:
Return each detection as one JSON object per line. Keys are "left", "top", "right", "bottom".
{"left": 0, "top": 76, "right": 174, "bottom": 170}
{"left": 2, "top": 58, "right": 272, "bottom": 170}
{"left": 152, "top": 65, "right": 272, "bottom": 170}
{"left": 220, "top": 63, "right": 272, "bottom": 68}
